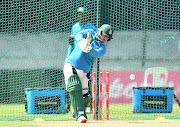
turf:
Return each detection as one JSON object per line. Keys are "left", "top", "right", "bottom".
{"left": 0, "top": 103, "right": 179, "bottom": 121}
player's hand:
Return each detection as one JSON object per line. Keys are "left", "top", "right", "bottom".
{"left": 78, "top": 33, "right": 92, "bottom": 53}
{"left": 68, "top": 35, "right": 74, "bottom": 47}
{"left": 84, "top": 44, "right": 92, "bottom": 53}
{"left": 78, "top": 39, "right": 92, "bottom": 53}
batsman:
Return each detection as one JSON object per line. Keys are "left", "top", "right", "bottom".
{"left": 63, "top": 24, "right": 113, "bottom": 123}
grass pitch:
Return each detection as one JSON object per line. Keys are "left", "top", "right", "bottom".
{"left": 0, "top": 120, "right": 180, "bottom": 127}
{"left": 0, "top": 103, "right": 179, "bottom": 121}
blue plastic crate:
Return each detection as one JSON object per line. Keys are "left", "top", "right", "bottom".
{"left": 25, "top": 87, "right": 66, "bottom": 114}
{"left": 132, "top": 87, "right": 174, "bottom": 113}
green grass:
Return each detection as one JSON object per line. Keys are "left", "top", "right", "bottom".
{"left": 0, "top": 122, "right": 37, "bottom": 127}
{"left": 0, "top": 103, "right": 179, "bottom": 121}
{"left": 108, "top": 104, "right": 180, "bottom": 120}
{"left": 0, "top": 104, "right": 73, "bottom": 121}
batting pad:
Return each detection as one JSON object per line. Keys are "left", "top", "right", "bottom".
{"left": 68, "top": 74, "right": 87, "bottom": 120}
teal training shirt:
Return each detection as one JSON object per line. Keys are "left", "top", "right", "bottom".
{"left": 66, "top": 22, "right": 97, "bottom": 59}
{"left": 66, "top": 29, "right": 106, "bottom": 73}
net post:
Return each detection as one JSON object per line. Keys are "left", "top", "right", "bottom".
{"left": 92, "top": 72, "right": 97, "bottom": 120}
{"left": 96, "top": 58, "right": 100, "bottom": 120}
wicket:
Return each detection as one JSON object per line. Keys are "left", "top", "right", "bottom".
{"left": 92, "top": 72, "right": 109, "bottom": 120}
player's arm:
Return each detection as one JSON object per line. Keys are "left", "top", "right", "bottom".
{"left": 68, "top": 25, "right": 76, "bottom": 47}
{"left": 77, "top": 32, "right": 93, "bottom": 53}
{"left": 75, "top": 29, "right": 95, "bottom": 53}
{"left": 75, "top": 29, "right": 95, "bottom": 42}
{"left": 88, "top": 44, "right": 106, "bottom": 58}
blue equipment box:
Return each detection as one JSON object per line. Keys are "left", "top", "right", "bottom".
{"left": 132, "top": 87, "right": 174, "bottom": 113}
{"left": 25, "top": 87, "right": 67, "bottom": 114}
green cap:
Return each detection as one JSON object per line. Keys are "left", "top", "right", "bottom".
{"left": 99, "top": 24, "right": 113, "bottom": 39}
{"left": 77, "top": 7, "right": 87, "bottom": 13}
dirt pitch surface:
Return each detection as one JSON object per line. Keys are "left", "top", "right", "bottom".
{"left": 0, "top": 120, "right": 180, "bottom": 127}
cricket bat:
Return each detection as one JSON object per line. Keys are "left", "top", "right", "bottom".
{"left": 87, "top": 32, "right": 91, "bottom": 45}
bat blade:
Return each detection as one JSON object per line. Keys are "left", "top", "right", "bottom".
{"left": 87, "top": 32, "right": 91, "bottom": 45}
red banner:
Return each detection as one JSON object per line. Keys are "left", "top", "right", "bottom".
{"left": 98, "top": 71, "right": 180, "bottom": 104}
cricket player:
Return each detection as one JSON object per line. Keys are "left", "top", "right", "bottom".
{"left": 66, "top": 7, "right": 96, "bottom": 59}
{"left": 63, "top": 24, "right": 113, "bottom": 123}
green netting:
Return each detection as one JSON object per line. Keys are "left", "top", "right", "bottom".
{"left": 0, "top": 0, "right": 180, "bottom": 121}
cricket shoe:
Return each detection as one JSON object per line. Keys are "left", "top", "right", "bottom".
{"left": 73, "top": 108, "right": 90, "bottom": 118}
{"left": 77, "top": 116, "right": 87, "bottom": 123}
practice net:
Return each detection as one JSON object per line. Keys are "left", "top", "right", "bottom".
{"left": 0, "top": 0, "right": 179, "bottom": 121}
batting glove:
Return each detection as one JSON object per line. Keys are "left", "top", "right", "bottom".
{"left": 78, "top": 32, "right": 92, "bottom": 53}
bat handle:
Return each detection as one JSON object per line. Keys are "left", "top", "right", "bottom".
{"left": 87, "top": 32, "right": 91, "bottom": 45}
